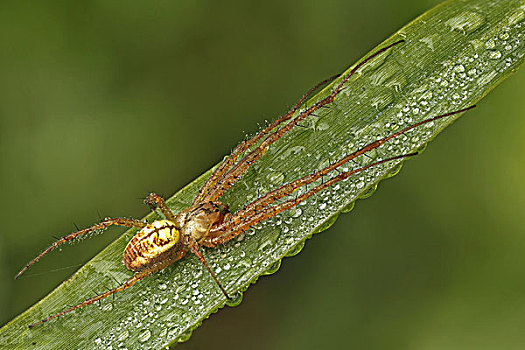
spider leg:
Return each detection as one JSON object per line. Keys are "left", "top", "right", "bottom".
{"left": 224, "top": 105, "right": 477, "bottom": 221}
{"left": 206, "top": 152, "right": 419, "bottom": 246}
{"left": 28, "top": 248, "right": 187, "bottom": 328}
{"left": 15, "top": 218, "right": 146, "bottom": 279}
{"left": 144, "top": 192, "right": 176, "bottom": 221}
{"left": 187, "top": 241, "right": 230, "bottom": 299}
{"left": 199, "top": 40, "right": 406, "bottom": 204}
{"left": 193, "top": 74, "right": 340, "bottom": 205}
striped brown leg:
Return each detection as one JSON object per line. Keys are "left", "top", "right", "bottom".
{"left": 144, "top": 192, "right": 176, "bottom": 222}
{"left": 15, "top": 218, "right": 146, "bottom": 279}
{"left": 199, "top": 40, "right": 406, "bottom": 204}
{"left": 221, "top": 105, "right": 476, "bottom": 223}
{"left": 187, "top": 242, "right": 230, "bottom": 298}
{"left": 28, "top": 248, "right": 187, "bottom": 328}
{"left": 205, "top": 153, "right": 418, "bottom": 246}
{"left": 193, "top": 74, "right": 340, "bottom": 205}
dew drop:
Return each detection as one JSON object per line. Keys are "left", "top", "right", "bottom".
{"left": 371, "top": 90, "right": 395, "bottom": 111}
{"left": 341, "top": 201, "right": 355, "bottom": 213}
{"left": 419, "top": 36, "right": 435, "bottom": 51}
{"left": 359, "top": 183, "right": 378, "bottom": 199}
{"left": 316, "top": 121, "right": 330, "bottom": 131}
{"left": 285, "top": 240, "right": 305, "bottom": 257}
{"left": 258, "top": 229, "right": 280, "bottom": 251}
{"left": 420, "top": 90, "right": 433, "bottom": 101}
{"left": 265, "top": 260, "right": 281, "bottom": 275}
{"left": 484, "top": 38, "right": 496, "bottom": 49}
{"left": 267, "top": 171, "right": 285, "bottom": 185}
{"left": 138, "top": 329, "right": 151, "bottom": 343}
{"left": 445, "top": 11, "right": 485, "bottom": 34}
{"left": 489, "top": 50, "right": 502, "bottom": 60}
{"left": 176, "top": 330, "right": 193, "bottom": 343}
{"left": 237, "top": 257, "right": 252, "bottom": 268}
{"left": 167, "top": 326, "right": 179, "bottom": 339}
{"left": 225, "top": 291, "right": 243, "bottom": 307}
{"left": 279, "top": 145, "right": 305, "bottom": 160}
{"left": 469, "top": 39, "right": 484, "bottom": 50}
{"left": 289, "top": 207, "right": 302, "bottom": 218}
{"left": 154, "top": 302, "right": 163, "bottom": 312}
{"left": 117, "top": 330, "right": 129, "bottom": 342}
{"left": 454, "top": 64, "right": 465, "bottom": 73}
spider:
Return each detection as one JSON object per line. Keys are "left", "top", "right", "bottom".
{"left": 16, "top": 39, "right": 475, "bottom": 328}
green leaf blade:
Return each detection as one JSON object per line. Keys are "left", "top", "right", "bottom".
{"left": 2, "top": 0, "right": 525, "bottom": 348}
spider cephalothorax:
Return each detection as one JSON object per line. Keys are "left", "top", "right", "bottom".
{"left": 16, "top": 38, "right": 476, "bottom": 328}
{"left": 174, "top": 202, "right": 229, "bottom": 244}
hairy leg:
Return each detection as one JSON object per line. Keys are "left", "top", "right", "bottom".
{"left": 206, "top": 153, "right": 418, "bottom": 246}
{"left": 28, "top": 248, "right": 187, "bottom": 328}
{"left": 193, "top": 74, "right": 340, "bottom": 205}
{"left": 16, "top": 218, "right": 146, "bottom": 279}
{"left": 225, "top": 105, "right": 476, "bottom": 222}
{"left": 200, "top": 40, "right": 406, "bottom": 204}
{"left": 187, "top": 241, "right": 230, "bottom": 299}
{"left": 144, "top": 192, "right": 177, "bottom": 221}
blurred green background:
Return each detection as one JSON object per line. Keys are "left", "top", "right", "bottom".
{"left": 1, "top": 0, "right": 525, "bottom": 349}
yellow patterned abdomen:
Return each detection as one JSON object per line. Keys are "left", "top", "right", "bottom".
{"left": 123, "top": 220, "right": 181, "bottom": 271}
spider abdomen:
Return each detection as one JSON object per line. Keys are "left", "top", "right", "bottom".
{"left": 123, "top": 220, "right": 181, "bottom": 272}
